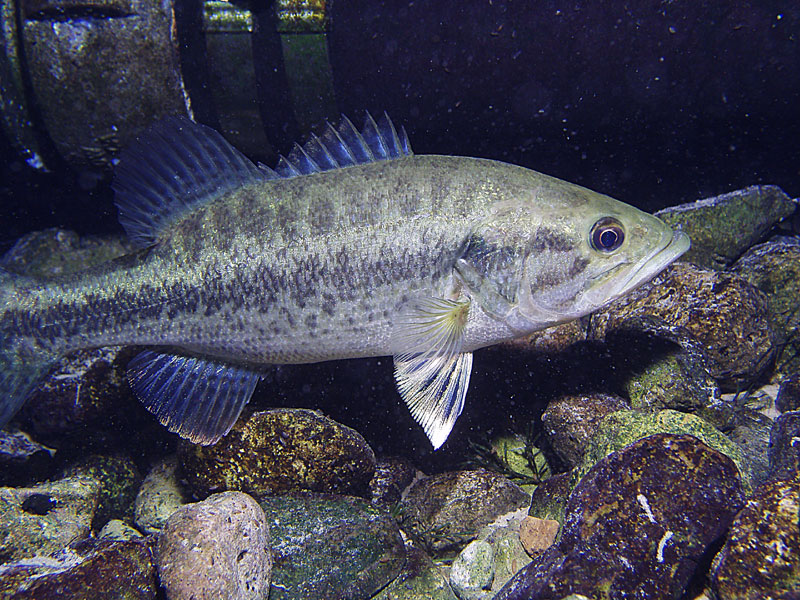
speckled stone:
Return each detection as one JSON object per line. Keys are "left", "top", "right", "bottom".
{"left": 542, "top": 393, "right": 629, "bottom": 468}
{"left": 495, "top": 434, "right": 745, "bottom": 600}
{"left": 157, "top": 491, "right": 270, "bottom": 600}
{"left": 261, "top": 493, "right": 405, "bottom": 600}
{"left": 369, "top": 456, "right": 418, "bottom": 506}
{"left": 179, "top": 408, "right": 376, "bottom": 499}
{"left": 731, "top": 239, "right": 800, "bottom": 377}
{"left": 0, "top": 538, "right": 157, "bottom": 599}
{"left": 527, "top": 471, "right": 571, "bottom": 528}
{"left": 133, "top": 456, "right": 187, "bottom": 534}
{"left": 654, "top": 185, "right": 796, "bottom": 270}
{"left": 776, "top": 374, "right": 800, "bottom": 413}
{"left": 769, "top": 411, "right": 800, "bottom": 482}
{"left": 0, "top": 475, "right": 101, "bottom": 562}
{"left": 711, "top": 478, "right": 800, "bottom": 600}
{"left": 450, "top": 540, "right": 495, "bottom": 600}
{"left": 62, "top": 454, "right": 142, "bottom": 529}
{"left": 373, "top": 545, "right": 457, "bottom": 600}
{"left": 398, "top": 469, "right": 529, "bottom": 557}
{"left": 578, "top": 409, "right": 754, "bottom": 490}
{"left": 590, "top": 262, "right": 775, "bottom": 391}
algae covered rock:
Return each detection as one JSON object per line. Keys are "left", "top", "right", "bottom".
{"left": 0, "top": 538, "right": 157, "bottom": 600}
{"left": 769, "top": 411, "right": 800, "bottom": 482}
{"left": 654, "top": 185, "right": 796, "bottom": 270}
{"left": 261, "top": 492, "right": 405, "bottom": 600}
{"left": 579, "top": 409, "right": 754, "bottom": 489}
{"left": 373, "top": 545, "right": 457, "bottom": 600}
{"left": 591, "top": 262, "right": 775, "bottom": 390}
{"left": 449, "top": 539, "right": 495, "bottom": 600}
{"left": 527, "top": 471, "right": 571, "bottom": 528}
{"left": 133, "top": 455, "right": 187, "bottom": 534}
{"left": 496, "top": 434, "right": 745, "bottom": 600}
{"left": 542, "top": 393, "right": 629, "bottom": 468}
{"left": 179, "top": 408, "right": 376, "bottom": 499}
{"left": 731, "top": 239, "right": 800, "bottom": 377}
{"left": 157, "top": 491, "right": 271, "bottom": 600}
{"left": 369, "top": 456, "right": 418, "bottom": 506}
{"left": 711, "top": 478, "right": 800, "bottom": 600}
{"left": 398, "top": 469, "right": 529, "bottom": 557}
{"left": 0, "top": 475, "right": 101, "bottom": 562}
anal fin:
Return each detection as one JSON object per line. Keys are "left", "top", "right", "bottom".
{"left": 127, "top": 350, "right": 261, "bottom": 445}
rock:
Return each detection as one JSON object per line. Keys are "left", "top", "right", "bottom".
{"left": 134, "top": 456, "right": 187, "bottom": 534}
{"left": 450, "top": 540, "right": 495, "bottom": 600}
{"left": 476, "top": 509, "right": 532, "bottom": 594}
{"left": 62, "top": 454, "right": 142, "bottom": 529}
{"left": 711, "top": 478, "right": 800, "bottom": 600}
{"left": 157, "top": 491, "right": 270, "bottom": 600}
{"left": 369, "top": 456, "right": 419, "bottom": 506}
{"left": 542, "top": 393, "right": 629, "bottom": 468}
{"left": 727, "top": 412, "right": 773, "bottom": 486}
{"left": 590, "top": 262, "right": 775, "bottom": 391}
{"left": 399, "top": 469, "right": 530, "bottom": 557}
{"left": 579, "top": 409, "right": 754, "bottom": 490}
{"left": 519, "top": 517, "right": 559, "bottom": 556}
{"left": 776, "top": 374, "right": 800, "bottom": 413}
{"left": 261, "top": 492, "right": 405, "bottom": 600}
{"left": 605, "top": 316, "right": 720, "bottom": 413}
{"left": 0, "top": 429, "right": 55, "bottom": 486}
{"left": 0, "top": 538, "right": 157, "bottom": 599}
{"left": 0, "top": 228, "right": 135, "bottom": 279}
{"left": 373, "top": 545, "right": 458, "bottom": 600}
{"left": 494, "top": 319, "right": 587, "bottom": 355}
{"left": 769, "top": 411, "right": 800, "bottom": 481}
{"left": 731, "top": 239, "right": 800, "bottom": 377}
{"left": 0, "top": 475, "right": 100, "bottom": 562}
{"left": 654, "top": 185, "right": 796, "bottom": 270}
{"left": 98, "top": 519, "right": 143, "bottom": 541}
{"left": 495, "top": 434, "right": 746, "bottom": 600}
{"left": 179, "top": 408, "right": 376, "bottom": 499}
{"left": 527, "top": 471, "right": 571, "bottom": 527}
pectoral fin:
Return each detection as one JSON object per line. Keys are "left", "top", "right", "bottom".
{"left": 392, "top": 296, "right": 473, "bottom": 449}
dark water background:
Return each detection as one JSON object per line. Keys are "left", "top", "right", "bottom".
{"left": 1, "top": 0, "right": 798, "bottom": 254}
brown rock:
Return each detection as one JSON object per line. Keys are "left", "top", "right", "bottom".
{"left": 519, "top": 517, "right": 559, "bottom": 556}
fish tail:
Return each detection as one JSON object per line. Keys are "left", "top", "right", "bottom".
{"left": 0, "top": 268, "right": 61, "bottom": 430}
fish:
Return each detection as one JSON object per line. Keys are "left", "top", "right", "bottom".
{"left": 0, "top": 114, "right": 690, "bottom": 449}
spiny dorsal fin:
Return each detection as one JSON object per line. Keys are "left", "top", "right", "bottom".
{"left": 113, "top": 116, "right": 273, "bottom": 247}
{"left": 275, "top": 112, "right": 412, "bottom": 178}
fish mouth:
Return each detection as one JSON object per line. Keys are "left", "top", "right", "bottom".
{"left": 620, "top": 228, "right": 690, "bottom": 293}
{"left": 583, "top": 228, "right": 690, "bottom": 308}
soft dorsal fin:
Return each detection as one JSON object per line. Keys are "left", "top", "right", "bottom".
{"left": 275, "top": 112, "right": 412, "bottom": 177}
{"left": 112, "top": 116, "right": 272, "bottom": 247}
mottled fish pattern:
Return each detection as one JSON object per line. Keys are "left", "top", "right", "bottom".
{"left": 0, "top": 114, "right": 689, "bottom": 448}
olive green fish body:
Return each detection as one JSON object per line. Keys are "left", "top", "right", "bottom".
{"left": 0, "top": 115, "right": 689, "bottom": 448}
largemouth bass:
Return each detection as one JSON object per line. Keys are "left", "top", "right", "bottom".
{"left": 0, "top": 114, "right": 689, "bottom": 448}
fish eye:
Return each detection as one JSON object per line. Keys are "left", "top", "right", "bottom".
{"left": 590, "top": 217, "right": 625, "bottom": 253}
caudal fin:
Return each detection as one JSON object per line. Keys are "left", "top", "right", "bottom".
{"left": 0, "top": 269, "right": 60, "bottom": 430}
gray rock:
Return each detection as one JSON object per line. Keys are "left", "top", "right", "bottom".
{"left": 728, "top": 412, "right": 773, "bottom": 487}
{"left": 730, "top": 239, "right": 800, "bottom": 377}
{"left": 542, "top": 393, "right": 629, "bottom": 468}
{"left": 450, "top": 540, "right": 495, "bottom": 600}
{"left": 98, "top": 519, "right": 143, "bottom": 541}
{"left": 157, "top": 491, "right": 270, "bottom": 600}
{"left": 134, "top": 456, "right": 187, "bottom": 534}
{"left": 0, "top": 538, "right": 157, "bottom": 599}
{"left": 373, "top": 545, "right": 458, "bottom": 600}
{"left": 590, "top": 262, "right": 775, "bottom": 391}
{"left": 776, "top": 374, "right": 800, "bottom": 413}
{"left": 369, "top": 456, "right": 419, "bottom": 506}
{"left": 496, "top": 434, "right": 746, "bottom": 600}
{"left": 769, "top": 411, "right": 800, "bottom": 481}
{"left": 399, "top": 469, "right": 530, "bottom": 557}
{"left": 261, "top": 492, "right": 405, "bottom": 600}
{"left": 476, "top": 508, "right": 532, "bottom": 593}
{"left": 711, "top": 478, "right": 800, "bottom": 600}
{"left": 179, "top": 408, "right": 376, "bottom": 499}
{"left": 0, "top": 475, "right": 101, "bottom": 562}
{"left": 654, "top": 185, "right": 796, "bottom": 270}
{"left": 0, "top": 429, "right": 55, "bottom": 486}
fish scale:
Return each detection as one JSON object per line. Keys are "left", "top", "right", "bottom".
{"left": 0, "top": 114, "right": 689, "bottom": 448}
